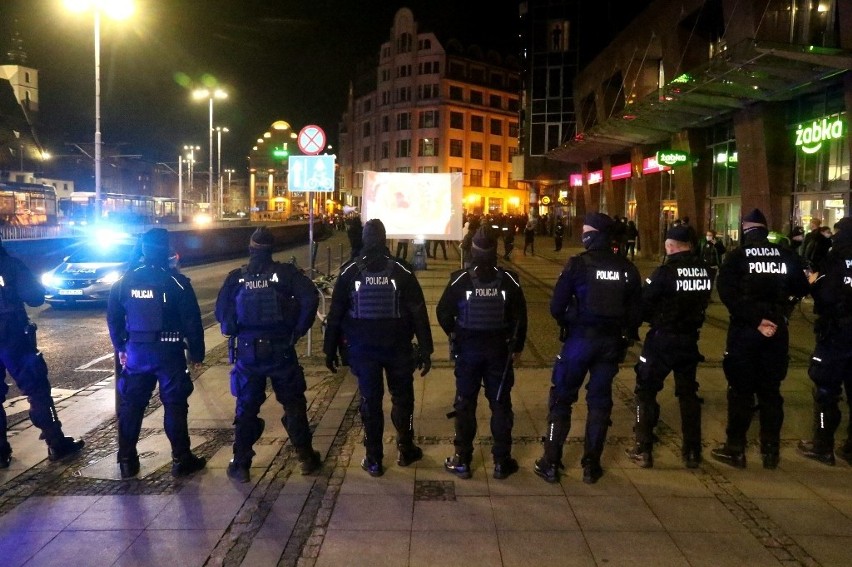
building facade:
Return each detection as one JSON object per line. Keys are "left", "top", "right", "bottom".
{"left": 338, "top": 8, "right": 523, "bottom": 217}
{"left": 547, "top": 0, "right": 852, "bottom": 256}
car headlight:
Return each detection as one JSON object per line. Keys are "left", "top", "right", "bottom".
{"left": 41, "top": 273, "right": 59, "bottom": 288}
{"left": 97, "top": 270, "right": 122, "bottom": 285}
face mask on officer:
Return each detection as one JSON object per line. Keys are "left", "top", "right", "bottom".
{"left": 581, "top": 212, "right": 614, "bottom": 250}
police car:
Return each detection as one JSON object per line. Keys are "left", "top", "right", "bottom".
{"left": 40, "top": 233, "right": 179, "bottom": 306}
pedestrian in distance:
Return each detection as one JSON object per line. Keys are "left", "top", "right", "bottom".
{"left": 534, "top": 212, "right": 642, "bottom": 484}
{"left": 215, "top": 227, "right": 323, "bottom": 483}
{"left": 107, "top": 228, "right": 207, "bottom": 479}
{"left": 711, "top": 209, "right": 809, "bottom": 470}
{"left": 323, "top": 219, "right": 434, "bottom": 477}
{"left": 437, "top": 226, "right": 528, "bottom": 480}
{"left": 523, "top": 220, "right": 536, "bottom": 255}
{"left": 431, "top": 238, "right": 448, "bottom": 261}
{"left": 502, "top": 225, "right": 515, "bottom": 261}
{"left": 625, "top": 220, "right": 639, "bottom": 260}
{"left": 797, "top": 217, "right": 852, "bottom": 466}
{"left": 800, "top": 217, "right": 831, "bottom": 275}
{"left": 626, "top": 224, "right": 712, "bottom": 469}
{"left": 554, "top": 217, "right": 565, "bottom": 252}
{"left": 701, "top": 229, "right": 726, "bottom": 274}
{"left": 0, "top": 236, "right": 85, "bottom": 469}
{"left": 346, "top": 217, "right": 363, "bottom": 260}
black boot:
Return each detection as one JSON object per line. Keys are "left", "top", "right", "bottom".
{"left": 227, "top": 459, "right": 251, "bottom": 483}
{"left": 535, "top": 415, "right": 570, "bottom": 484}
{"left": 798, "top": 400, "right": 840, "bottom": 466}
{"left": 444, "top": 453, "right": 472, "bottom": 479}
{"left": 628, "top": 393, "right": 655, "bottom": 468}
{"left": 397, "top": 442, "right": 423, "bottom": 467}
{"left": 119, "top": 455, "right": 140, "bottom": 479}
{"left": 712, "top": 388, "right": 751, "bottom": 468}
{"left": 48, "top": 436, "right": 85, "bottom": 461}
{"left": 679, "top": 394, "right": 702, "bottom": 468}
{"left": 0, "top": 441, "right": 11, "bottom": 470}
{"left": 710, "top": 444, "right": 746, "bottom": 468}
{"left": 171, "top": 453, "right": 206, "bottom": 477}
{"left": 296, "top": 446, "right": 322, "bottom": 475}
{"left": 582, "top": 407, "right": 611, "bottom": 484}
{"left": 760, "top": 442, "right": 780, "bottom": 470}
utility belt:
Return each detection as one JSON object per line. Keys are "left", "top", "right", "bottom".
{"left": 233, "top": 336, "right": 293, "bottom": 364}
{"left": 128, "top": 331, "right": 184, "bottom": 343}
{"left": 649, "top": 327, "right": 700, "bottom": 340}
{"left": 566, "top": 325, "right": 622, "bottom": 339}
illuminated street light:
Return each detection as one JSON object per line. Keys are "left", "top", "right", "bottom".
{"left": 64, "top": 0, "right": 134, "bottom": 222}
{"left": 192, "top": 87, "right": 227, "bottom": 217}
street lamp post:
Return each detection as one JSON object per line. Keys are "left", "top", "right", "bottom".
{"left": 183, "top": 144, "right": 200, "bottom": 208}
{"left": 178, "top": 155, "right": 184, "bottom": 223}
{"left": 192, "top": 88, "right": 227, "bottom": 218}
{"left": 216, "top": 126, "right": 229, "bottom": 219}
{"left": 224, "top": 168, "right": 235, "bottom": 213}
{"left": 64, "top": 0, "right": 134, "bottom": 223}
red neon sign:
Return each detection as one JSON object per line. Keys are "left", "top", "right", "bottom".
{"left": 570, "top": 157, "right": 670, "bottom": 187}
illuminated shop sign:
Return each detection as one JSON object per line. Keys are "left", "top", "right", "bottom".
{"left": 569, "top": 157, "right": 670, "bottom": 187}
{"left": 655, "top": 150, "right": 689, "bottom": 166}
{"left": 540, "top": 196, "right": 551, "bottom": 205}
{"left": 795, "top": 116, "right": 844, "bottom": 155}
{"left": 715, "top": 151, "right": 738, "bottom": 165}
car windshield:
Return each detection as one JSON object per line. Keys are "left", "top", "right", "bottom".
{"left": 66, "top": 243, "right": 136, "bottom": 264}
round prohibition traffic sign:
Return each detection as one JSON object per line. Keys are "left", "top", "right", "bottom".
{"left": 298, "top": 125, "right": 326, "bottom": 155}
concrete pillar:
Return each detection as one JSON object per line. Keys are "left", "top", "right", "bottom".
{"left": 733, "top": 102, "right": 795, "bottom": 230}
{"left": 632, "top": 146, "right": 657, "bottom": 258}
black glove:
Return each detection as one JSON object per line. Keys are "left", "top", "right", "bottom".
{"left": 325, "top": 353, "right": 339, "bottom": 374}
{"left": 417, "top": 355, "right": 432, "bottom": 377}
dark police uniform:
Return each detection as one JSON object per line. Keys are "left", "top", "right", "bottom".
{"left": 713, "top": 209, "right": 809, "bottom": 469}
{"left": 628, "top": 227, "right": 712, "bottom": 469}
{"left": 323, "top": 219, "right": 433, "bottom": 477}
{"left": 797, "top": 217, "right": 852, "bottom": 465}
{"left": 535, "top": 212, "right": 641, "bottom": 484}
{"left": 215, "top": 227, "right": 321, "bottom": 482}
{"left": 107, "top": 229, "right": 206, "bottom": 479}
{"left": 0, "top": 242, "right": 84, "bottom": 468}
{"left": 436, "top": 232, "right": 528, "bottom": 479}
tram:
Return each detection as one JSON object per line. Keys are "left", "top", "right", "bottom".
{"left": 59, "top": 192, "right": 194, "bottom": 225}
{"left": 0, "top": 182, "right": 58, "bottom": 225}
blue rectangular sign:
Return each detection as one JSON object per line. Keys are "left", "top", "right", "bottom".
{"left": 288, "top": 155, "right": 335, "bottom": 192}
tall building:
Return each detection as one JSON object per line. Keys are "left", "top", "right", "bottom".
{"left": 546, "top": 0, "right": 852, "bottom": 256}
{"left": 338, "top": 8, "right": 523, "bottom": 217}
{"left": 0, "top": 21, "right": 46, "bottom": 177}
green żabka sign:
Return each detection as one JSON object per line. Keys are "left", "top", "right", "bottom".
{"left": 795, "top": 115, "right": 845, "bottom": 154}
{"left": 655, "top": 150, "right": 689, "bottom": 166}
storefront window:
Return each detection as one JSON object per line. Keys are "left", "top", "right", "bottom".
{"left": 794, "top": 113, "right": 849, "bottom": 193}
{"left": 710, "top": 142, "right": 740, "bottom": 197}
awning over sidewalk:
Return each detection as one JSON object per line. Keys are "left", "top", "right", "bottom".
{"left": 548, "top": 40, "right": 852, "bottom": 164}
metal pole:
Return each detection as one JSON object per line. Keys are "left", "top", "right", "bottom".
{"left": 208, "top": 97, "right": 214, "bottom": 214}
{"left": 326, "top": 246, "right": 331, "bottom": 275}
{"left": 217, "top": 128, "right": 223, "bottom": 219}
{"left": 178, "top": 156, "right": 183, "bottom": 223}
{"left": 94, "top": 10, "right": 102, "bottom": 222}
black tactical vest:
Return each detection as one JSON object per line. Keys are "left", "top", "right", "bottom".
{"left": 236, "top": 268, "right": 286, "bottom": 328}
{"left": 651, "top": 260, "right": 711, "bottom": 331}
{"left": 740, "top": 244, "right": 791, "bottom": 306}
{"left": 578, "top": 252, "right": 628, "bottom": 320}
{"left": 457, "top": 269, "right": 506, "bottom": 330}
{"left": 124, "top": 267, "right": 169, "bottom": 333}
{"left": 348, "top": 258, "right": 400, "bottom": 319}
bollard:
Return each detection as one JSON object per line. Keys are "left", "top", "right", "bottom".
{"left": 326, "top": 246, "right": 332, "bottom": 275}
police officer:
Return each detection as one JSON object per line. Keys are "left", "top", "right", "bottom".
{"left": 437, "top": 226, "right": 528, "bottom": 479}
{"left": 323, "top": 219, "right": 433, "bottom": 477}
{"left": 107, "top": 228, "right": 206, "bottom": 479}
{"left": 534, "top": 212, "right": 641, "bottom": 484}
{"left": 0, "top": 236, "right": 84, "bottom": 468}
{"left": 712, "top": 209, "right": 809, "bottom": 469}
{"left": 215, "top": 227, "right": 322, "bottom": 482}
{"left": 627, "top": 224, "right": 712, "bottom": 469}
{"left": 797, "top": 217, "right": 852, "bottom": 465}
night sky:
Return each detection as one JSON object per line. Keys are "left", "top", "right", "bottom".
{"left": 1, "top": 0, "right": 520, "bottom": 171}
